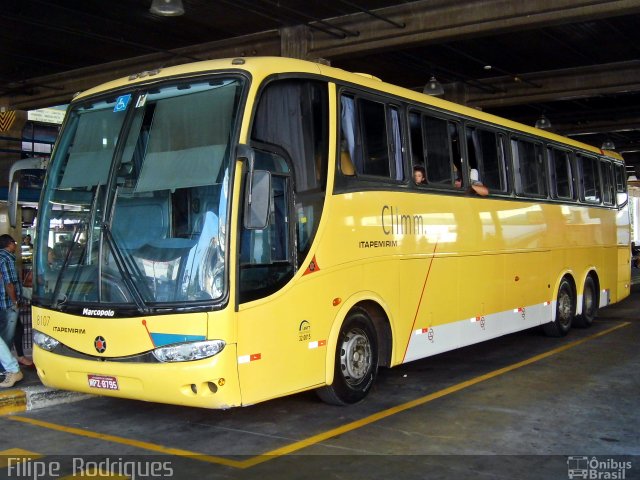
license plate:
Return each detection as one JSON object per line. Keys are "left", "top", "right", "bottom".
{"left": 87, "top": 374, "right": 119, "bottom": 390}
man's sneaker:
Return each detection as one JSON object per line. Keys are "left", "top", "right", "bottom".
{"left": 0, "top": 370, "right": 23, "bottom": 388}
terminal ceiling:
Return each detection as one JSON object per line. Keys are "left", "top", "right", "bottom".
{"left": 2, "top": 0, "right": 640, "bottom": 170}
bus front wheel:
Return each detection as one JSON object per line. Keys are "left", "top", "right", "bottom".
{"left": 316, "top": 308, "right": 378, "bottom": 406}
{"left": 574, "top": 276, "right": 598, "bottom": 328}
{"left": 543, "top": 278, "right": 575, "bottom": 337}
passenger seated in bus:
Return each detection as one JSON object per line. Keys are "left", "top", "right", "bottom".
{"left": 413, "top": 165, "right": 426, "bottom": 184}
{"left": 454, "top": 164, "right": 463, "bottom": 189}
{"left": 469, "top": 168, "right": 489, "bottom": 196}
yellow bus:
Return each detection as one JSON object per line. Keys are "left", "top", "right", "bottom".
{"left": 31, "top": 57, "right": 630, "bottom": 408}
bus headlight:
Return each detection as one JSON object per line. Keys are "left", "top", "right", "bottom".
{"left": 33, "top": 330, "right": 60, "bottom": 351}
{"left": 152, "top": 340, "right": 226, "bottom": 363}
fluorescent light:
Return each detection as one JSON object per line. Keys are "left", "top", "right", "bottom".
{"left": 150, "top": 0, "right": 185, "bottom": 16}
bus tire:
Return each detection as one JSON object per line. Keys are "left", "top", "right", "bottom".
{"left": 543, "top": 277, "right": 575, "bottom": 337}
{"left": 316, "top": 308, "right": 378, "bottom": 406}
{"left": 574, "top": 276, "right": 598, "bottom": 328}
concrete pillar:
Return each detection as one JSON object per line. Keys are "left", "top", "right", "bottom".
{"left": 280, "top": 25, "right": 311, "bottom": 60}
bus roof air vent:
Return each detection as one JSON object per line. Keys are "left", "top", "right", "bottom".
{"left": 352, "top": 72, "right": 382, "bottom": 81}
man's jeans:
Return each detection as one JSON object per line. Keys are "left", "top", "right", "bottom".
{"left": 0, "top": 308, "right": 18, "bottom": 348}
{"left": 0, "top": 335, "right": 18, "bottom": 373}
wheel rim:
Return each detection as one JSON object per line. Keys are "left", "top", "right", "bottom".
{"left": 340, "top": 327, "right": 372, "bottom": 385}
{"left": 584, "top": 282, "right": 595, "bottom": 317}
{"left": 557, "top": 286, "right": 573, "bottom": 328}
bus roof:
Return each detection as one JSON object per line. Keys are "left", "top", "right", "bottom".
{"left": 75, "top": 56, "right": 623, "bottom": 163}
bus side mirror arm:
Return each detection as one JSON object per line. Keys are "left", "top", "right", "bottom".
{"left": 8, "top": 157, "right": 48, "bottom": 228}
{"left": 237, "top": 145, "right": 271, "bottom": 230}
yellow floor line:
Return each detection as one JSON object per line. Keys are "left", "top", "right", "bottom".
{"left": 0, "top": 448, "right": 43, "bottom": 468}
{"left": 6, "top": 322, "right": 630, "bottom": 470}
{"left": 4, "top": 416, "right": 245, "bottom": 469}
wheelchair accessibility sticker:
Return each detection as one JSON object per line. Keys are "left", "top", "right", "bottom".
{"left": 114, "top": 94, "right": 131, "bottom": 112}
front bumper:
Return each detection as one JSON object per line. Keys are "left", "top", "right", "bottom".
{"left": 34, "top": 343, "right": 242, "bottom": 409}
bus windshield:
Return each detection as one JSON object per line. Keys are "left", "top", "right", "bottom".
{"left": 34, "top": 77, "right": 244, "bottom": 309}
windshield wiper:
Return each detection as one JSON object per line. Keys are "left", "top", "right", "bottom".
{"left": 51, "top": 219, "right": 88, "bottom": 310}
{"left": 101, "top": 222, "right": 151, "bottom": 314}
{"left": 51, "top": 185, "right": 102, "bottom": 310}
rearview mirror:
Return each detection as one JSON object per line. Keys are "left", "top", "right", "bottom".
{"left": 8, "top": 157, "right": 47, "bottom": 228}
{"left": 237, "top": 144, "right": 271, "bottom": 230}
{"left": 244, "top": 170, "right": 271, "bottom": 230}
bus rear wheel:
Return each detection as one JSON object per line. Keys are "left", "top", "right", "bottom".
{"left": 574, "top": 276, "right": 598, "bottom": 328}
{"left": 543, "top": 278, "right": 575, "bottom": 337}
{"left": 316, "top": 308, "right": 378, "bottom": 406}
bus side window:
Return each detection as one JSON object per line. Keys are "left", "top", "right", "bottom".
{"left": 359, "top": 98, "right": 390, "bottom": 177}
{"left": 512, "top": 138, "right": 547, "bottom": 197}
{"left": 421, "top": 115, "right": 457, "bottom": 187}
{"left": 614, "top": 163, "right": 628, "bottom": 206}
{"left": 577, "top": 154, "right": 601, "bottom": 203}
{"left": 548, "top": 147, "right": 574, "bottom": 200}
{"left": 601, "top": 160, "right": 615, "bottom": 206}
{"left": 340, "top": 95, "right": 401, "bottom": 181}
{"left": 466, "top": 126, "right": 507, "bottom": 193}
{"left": 252, "top": 79, "right": 329, "bottom": 269}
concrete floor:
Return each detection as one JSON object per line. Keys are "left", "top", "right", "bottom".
{"left": 1, "top": 287, "right": 639, "bottom": 479}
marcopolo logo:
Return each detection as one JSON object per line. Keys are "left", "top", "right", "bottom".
{"left": 82, "top": 308, "right": 115, "bottom": 317}
{"left": 567, "top": 456, "right": 632, "bottom": 479}
{"left": 94, "top": 336, "right": 107, "bottom": 353}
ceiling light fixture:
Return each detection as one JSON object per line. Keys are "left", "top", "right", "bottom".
{"left": 601, "top": 139, "right": 616, "bottom": 151}
{"left": 535, "top": 114, "right": 552, "bottom": 130}
{"left": 423, "top": 76, "right": 444, "bottom": 96}
{"left": 150, "top": 0, "right": 185, "bottom": 16}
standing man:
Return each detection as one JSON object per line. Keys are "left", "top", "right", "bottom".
{"left": 0, "top": 234, "right": 23, "bottom": 387}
